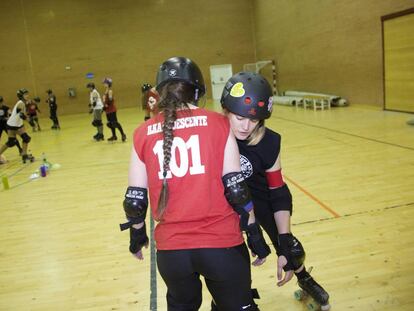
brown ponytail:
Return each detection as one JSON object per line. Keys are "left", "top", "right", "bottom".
{"left": 156, "top": 82, "right": 196, "bottom": 220}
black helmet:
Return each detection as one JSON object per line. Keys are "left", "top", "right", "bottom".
{"left": 46, "top": 89, "right": 53, "bottom": 94}
{"left": 17, "top": 88, "right": 29, "bottom": 100}
{"left": 33, "top": 97, "right": 41, "bottom": 102}
{"left": 86, "top": 82, "right": 95, "bottom": 89}
{"left": 156, "top": 57, "right": 205, "bottom": 98}
{"left": 221, "top": 72, "right": 273, "bottom": 120}
{"left": 102, "top": 77, "right": 112, "bottom": 87}
{"left": 141, "top": 83, "right": 152, "bottom": 92}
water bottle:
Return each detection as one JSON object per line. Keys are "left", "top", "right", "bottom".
{"left": 40, "top": 153, "right": 48, "bottom": 177}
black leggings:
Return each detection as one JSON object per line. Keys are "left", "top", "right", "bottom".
{"left": 157, "top": 243, "right": 258, "bottom": 311}
{"left": 106, "top": 112, "right": 125, "bottom": 137}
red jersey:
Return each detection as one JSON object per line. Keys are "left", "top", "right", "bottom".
{"left": 134, "top": 108, "right": 243, "bottom": 250}
{"left": 104, "top": 90, "right": 117, "bottom": 113}
{"left": 27, "top": 103, "right": 38, "bottom": 116}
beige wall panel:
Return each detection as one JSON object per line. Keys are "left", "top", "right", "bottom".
{"left": 0, "top": 0, "right": 255, "bottom": 115}
{"left": 253, "top": 0, "right": 414, "bottom": 106}
{"left": 384, "top": 12, "right": 414, "bottom": 112}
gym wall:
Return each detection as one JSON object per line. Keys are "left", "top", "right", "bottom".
{"left": 253, "top": 0, "right": 414, "bottom": 106}
{"left": 0, "top": 0, "right": 255, "bottom": 115}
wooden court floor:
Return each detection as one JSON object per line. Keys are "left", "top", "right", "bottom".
{"left": 0, "top": 103, "right": 413, "bottom": 311}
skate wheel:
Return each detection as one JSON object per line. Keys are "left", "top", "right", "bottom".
{"left": 306, "top": 299, "right": 320, "bottom": 311}
{"left": 294, "top": 289, "right": 305, "bottom": 301}
{"left": 320, "top": 304, "right": 331, "bottom": 311}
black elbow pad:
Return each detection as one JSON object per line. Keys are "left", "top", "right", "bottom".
{"left": 269, "top": 184, "right": 292, "bottom": 214}
{"left": 222, "top": 172, "right": 253, "bottom": 214}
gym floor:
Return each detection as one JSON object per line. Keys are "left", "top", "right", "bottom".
{"left": 1, "top": 103, "right": 413, "bottom": 310}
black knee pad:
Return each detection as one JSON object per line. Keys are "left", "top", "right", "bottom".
{"left": 21, "top": 133, "right": 31, "bottom": 143}
{"left": 29, "top": 119, "right": 35, "bottom": 127}
{"left": 91, "top": 120, "right": 98, "bottom": 127}
{"left": 6, "top": 137, "right": 17, "bottom": 147}
{"left": 96, "top": 120, "right": 103, "bottom": 127}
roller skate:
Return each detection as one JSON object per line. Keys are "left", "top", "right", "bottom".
{"left": 93, "top": 133, "right": 99, "bottom": 140}
{"left": 22, "top": 154, "right": 35, "bottom": 164}
{"left": 107, "top": 136, "right": 117, "bottom": 142}
{"left": 121, "top": 134, "right": 127, "bottom": 142}
{"left": 294, "top": 270, "right": 330, "bottom": 310}
{"left": 95, "top": 133, "right": 104, "bottom": 141}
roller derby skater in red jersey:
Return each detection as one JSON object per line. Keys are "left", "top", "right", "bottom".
{"left": 0, "top": 89, "right": 34, "bottom": 164}
{"left": 26, "top": 97, "right": 41, "bottom": 132}
{"left": 141, "top": 83, "right": 159, "bottom": 121}
{"left": 221, "top": 72, "right": 330, "bottom": 310}
{"left": 0, "top": 96, "right": 23, "bottom": 158}
{"left": 121, "top": 57, "right": 270, "bottom": 310}
{"left": 102, "top": 78, "right": 126, "bottom": 142}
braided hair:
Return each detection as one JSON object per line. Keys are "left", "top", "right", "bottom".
{"left": 156, "top": 81, "right": 197, "bottom": 220}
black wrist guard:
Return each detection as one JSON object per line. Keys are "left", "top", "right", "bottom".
{"left": 129, "top": 223, "right": 149, "bottom": 254}
{"left": 278, "top": 233, "right": 305, "bottom": 271}
{"left": 246, "top": 223, "right": 271, "bottom": 259}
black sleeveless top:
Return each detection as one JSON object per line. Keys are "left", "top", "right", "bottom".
{"left": 237, "top": 128, "right": 281, "bottom": 202}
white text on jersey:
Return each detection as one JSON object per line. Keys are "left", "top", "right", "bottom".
{"left": 147, "top": 116, "right": 208, "bottom": 135}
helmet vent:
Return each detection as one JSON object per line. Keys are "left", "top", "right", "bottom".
{"left": 244, "top": 97, "right": 252, "bottom": 104}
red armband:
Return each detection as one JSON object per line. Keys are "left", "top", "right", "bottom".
{"left": 266, "top": 169, "right": 284, "bottom": 188}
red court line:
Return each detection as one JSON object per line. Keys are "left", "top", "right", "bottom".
{"left": 283, "top": 175, "right": 340, "bottom": 218}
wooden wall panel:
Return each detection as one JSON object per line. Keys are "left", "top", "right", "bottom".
{"left": 252, "top": 0, "right": 414, "bottom": 107}
{"left": 0, "top": 0, "right": 255, "bottom": 115}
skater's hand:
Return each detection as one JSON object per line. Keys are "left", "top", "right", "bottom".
{"left": 251, "top": 254, "right": 266, "bottom": 266}
{"left": 132, "top": 241, "right": 149, "bottom": 261}
{"left": 277, "top": 255, "right": 294, "bottom": 286}
{"left": 129, "top": 223, "right": 149, "bottom": 260}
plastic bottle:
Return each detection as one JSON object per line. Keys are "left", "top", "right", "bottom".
{"left": 40, "top": 153, "right": 48, "bottom": 177}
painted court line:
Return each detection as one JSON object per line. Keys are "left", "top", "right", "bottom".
{"left": 276, "top": 116, "right": 414, "bottom": 151}
{"left": 284, "top": 175, "right": 340, "bottom": 218}
{"left": 293, "top": 201, "right": 414, "bottom": 226}
{"left": 150, "top": 216, "right": 157, "bottom": 311}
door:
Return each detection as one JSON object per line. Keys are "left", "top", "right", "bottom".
{"left": 382, "top": 8, "right": 414, "bottom": 113}
{"left": 209, "top": 64, "right": 233, "bottom": 101}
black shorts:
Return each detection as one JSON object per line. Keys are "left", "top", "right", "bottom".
{"left": 7, "top": 125, "right": 23, "bottom": 131}
{"left": 106, "top": 111, "right": 118, "bottom": 123}
{"left": 157, "top": 243, "right": 257, "bottom": 310}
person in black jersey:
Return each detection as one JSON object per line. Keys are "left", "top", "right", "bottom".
{"left": 220, "top": 72, "right": 330, "bottom": 310}
{"left": 0, "top": 96, "right": 23, "bottom": 159}
{"left": 46, "top": 89, "right": 60, "bottom": 129}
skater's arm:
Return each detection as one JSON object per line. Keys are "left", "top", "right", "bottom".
{"left": 122, "top": 147, "right": 149, "bottom": 260}
{"left": 266, "top": 153, "right": 292, "bottom": 234}
{"left": 223, "top": 130, "right": 270, "bottom": 262}
{"left": 223, "top": 130, "right": 256, "bottom": 225}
